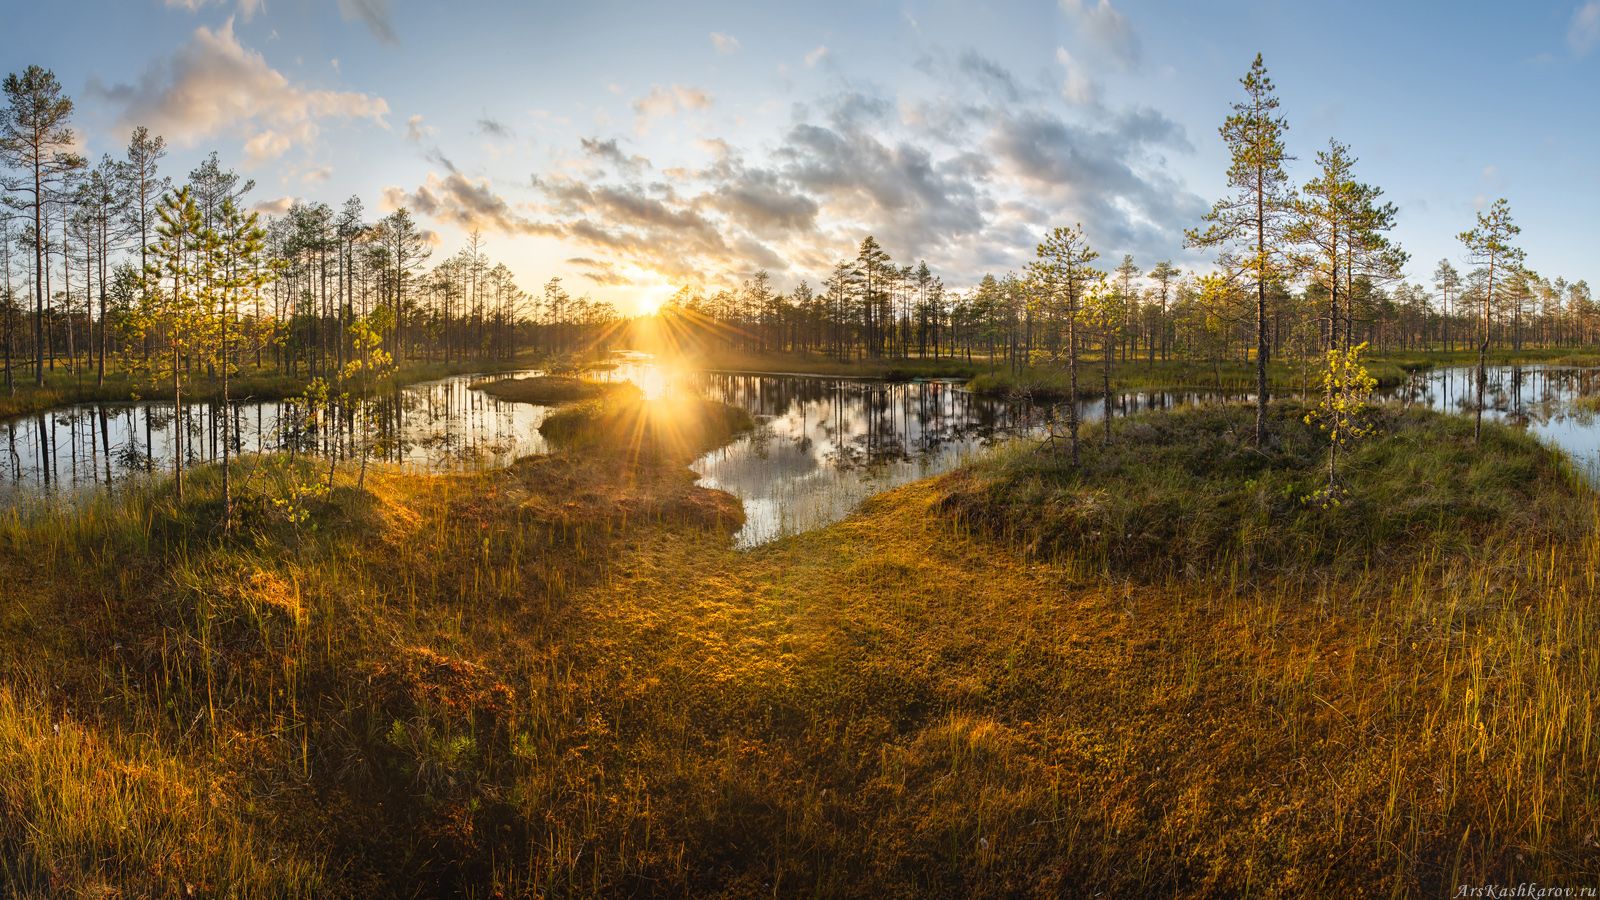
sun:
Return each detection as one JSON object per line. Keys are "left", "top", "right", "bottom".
{"left": 633, "top": 284, "right": 675, "bottom": 316}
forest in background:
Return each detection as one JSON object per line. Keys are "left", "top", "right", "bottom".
{"left": 3, "top": 59, "right": 1595, "bottom": 409}
{"left": 2, "top": 40, "right": 1600, "bottom": 897}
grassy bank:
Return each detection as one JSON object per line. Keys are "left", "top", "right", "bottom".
{"left": 676, "top": 347, "right": 1600, "bottom": 400}
{"left": 538, "top": 388, "right": 755, "bottom": 457}
{"left": 964, "top": 347, "right": 1600, "bottom": 399}
{"left": 967, "top": 357, "right": 1413, "bottom": 398}
{"left": 0, "top": 354, "right": 541, "bottom": 422}
{"left": 2, "top": 397, "right": 1597, "bottom": 894}
{"left": 470, "top": 374, "right": 628, "bottom": 406}
{"left": 939, "top": 402, "right": 1583, "bottom": 575}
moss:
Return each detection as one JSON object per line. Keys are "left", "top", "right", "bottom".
{"left": 937, "top": 402, "right": 1586, "bottom": 577}
{"left": 2, "top": 397, "right": 1597, "bottom": 895}
{"left": 539, "top": 392, "right": 755, "bottom": 464}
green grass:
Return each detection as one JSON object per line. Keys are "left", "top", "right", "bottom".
{"left": 938, "top": 401, "right": 1586, "bottom": 576}
{"left": 1377, "top": 346, "right": 1600, "bottom": 370}
{"left": 673, "top": 348, "right": 1511, "bottom": 396}
{"left": 1, "top": 396, "right": 1597, "bottom": 894}
{"left": 679, "top": 347, "right": 1600, "bottom": 400}
{"left": 966, "top": 356, "right": 1414, "bottom": 398}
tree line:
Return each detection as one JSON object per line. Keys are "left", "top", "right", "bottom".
{"left": 657, "top": 57, "right": 1588, "bottom": 445}
{"left": 0, "top": 65, "right": 622, "bottom": 395}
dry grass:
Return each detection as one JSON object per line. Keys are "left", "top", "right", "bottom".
{"left": 0, "top": 398, "right": 1597, "bottom": 895}
{"left": 470, "top": 374, "right": 632, "bottom": 406}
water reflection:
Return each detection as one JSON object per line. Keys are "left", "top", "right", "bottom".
{"left": 7, "top": 359, "right": 1600, "bottom": 548}
{"left": 0, "top": 373, "right": 553, "bottom": 502}
{"left": 1391, "top": 364, "right": 1600, "bottom": 473}
{"left": 689, "top": 374, "right": 1248, "bottom": 546}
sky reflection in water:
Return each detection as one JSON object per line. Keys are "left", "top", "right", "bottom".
{"left": 5, "top": 359, "right": 1600, "bottom": 546}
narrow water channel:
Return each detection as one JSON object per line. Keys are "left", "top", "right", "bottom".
{"left": 5, "top": 357, "right": 1599, "bottom": 547}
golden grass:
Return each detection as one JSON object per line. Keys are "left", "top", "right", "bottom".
{"left": 0, "top": 400, "right": 1597, "bottom": 894}
{"left": 470, "top": 374, "right": 631, "bottom": 406}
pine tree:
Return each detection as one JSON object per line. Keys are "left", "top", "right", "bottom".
{"left": 1186, "top": 54, "right": 1293, "bottom": 447}
{"left": 1031, "top": 224, "right": 1100, "bottom": 464}
{"left": 1458, "top": 199, "right": 1525, "bottom": 442}
{"left": 211, "top": 198, "right": 271, "bottom": 521}
{"left": 0, "top": 66, "right": 86, "bottom": 385}
{"left": 131, "top": 186, "right": 214, "bottom": 501}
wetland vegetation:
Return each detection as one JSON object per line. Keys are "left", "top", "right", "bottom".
{"left": 4, "top": 18, "right": 1600, "bottom": 899}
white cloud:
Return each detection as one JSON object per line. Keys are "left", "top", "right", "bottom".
{"left": 1060, "top": 0, "right": 1140, "bottom": 67}
{"left": 1571, "top": 1, "right": 1600, "bottom": 55}
{"left": 805, "top": 46, "right": 830, "bottom": 67}
{"left": 405, "top": 113, "right": 436, "bottom": 142}
{"left": 93, "top": 19, "right": 389, "bottom": 161}
{"left": 710, "top": 32, "right": 740, "bottom": 54}
{"left": 243, "top": 129, "right": 290, "bottom": 164}
{"left": 1055, "top": 47, "right": 1101, "bottom": 106}
{"left": 512, "top": 65, "right": 1202, "bottom": 291}
{"left": 632, "top": 84, "right": 713, "bottom": 133}
{"left": 253, "top": 195, "right": 297, "bottom": 216}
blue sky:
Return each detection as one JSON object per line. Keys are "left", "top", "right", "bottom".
{"left": 7, "top": 0, "right": 1599, "bottom": 313}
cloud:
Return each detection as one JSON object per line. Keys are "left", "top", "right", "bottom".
{"left": 243, "top": 130, "right": 290, "bottom": 164}
{"left": 710, "top": 32, "right": 740, "bottom": 53}
{"left": 987, "top": 107, "right": 1203, "bottom": 258}
{"left": 567, "top": 256, "right": 635, "bottom": 286}
{"left": 957, "top": 50, "right": 1026, "bottom": 102}
{"left": 1060, "top": 0, "right": 1140, "bottom": 67}
{"left": 165, "top": 0, "right": 386, "bottom": 37}
{"left": 476, "top": 116, "right": 513, "bottom": 138}
{"left": 336, "top": 0, "right": 398, "bottom": 43}
{"left": 775, "top": 116, "right": 984, "bottom": 252}
{"left": 1571, "top": 1, "right": 1600, "bottom": 55}
{"left": 92, "top": 19, "right": 388, "bottom": 162}
{"left": 1055, "top": 47, "right": 1100, "bottom": 106}
{"left": 526, "top": 169, "right": 786, "bottom": 281}
{"left": 382, "top": 171, "right": 549, "bottom": 236}
{"left": 579, "top": 136, "right": 648, "bottom": 172}
{"left": 391, "top": 51, "right": 1200, "bottom": 294}
{"left": 804, "top": 46, "right": 830, "bottom": 67}
{"left": 631, "top": 84, "right": 713, "bottom": 133}
{"left": 253, "top": 195, "right": 296, "bottom": 216}
{"left": 702, "top": 166, "right": 821, "bottom": 235}
{"left": 405, "top": 113, "right": 435, "bottom": 142}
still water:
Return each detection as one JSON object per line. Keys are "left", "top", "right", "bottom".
{"left": 0, "top": 374, "right": 554, "bottom": 499}
{"left": 5, "top": 358, "right": 1600, "bottom": 547}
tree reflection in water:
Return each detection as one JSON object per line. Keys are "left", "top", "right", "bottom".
{"left": 7, "top": 361, "right": 1600, "bottom": 545}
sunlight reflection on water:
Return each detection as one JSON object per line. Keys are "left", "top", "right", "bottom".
{"left": 5, "top": 357, "right": 1600, "bottom": 548}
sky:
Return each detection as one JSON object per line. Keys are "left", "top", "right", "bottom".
{"left": 7, "top": 0, "right": 1600, "bottom": 315}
